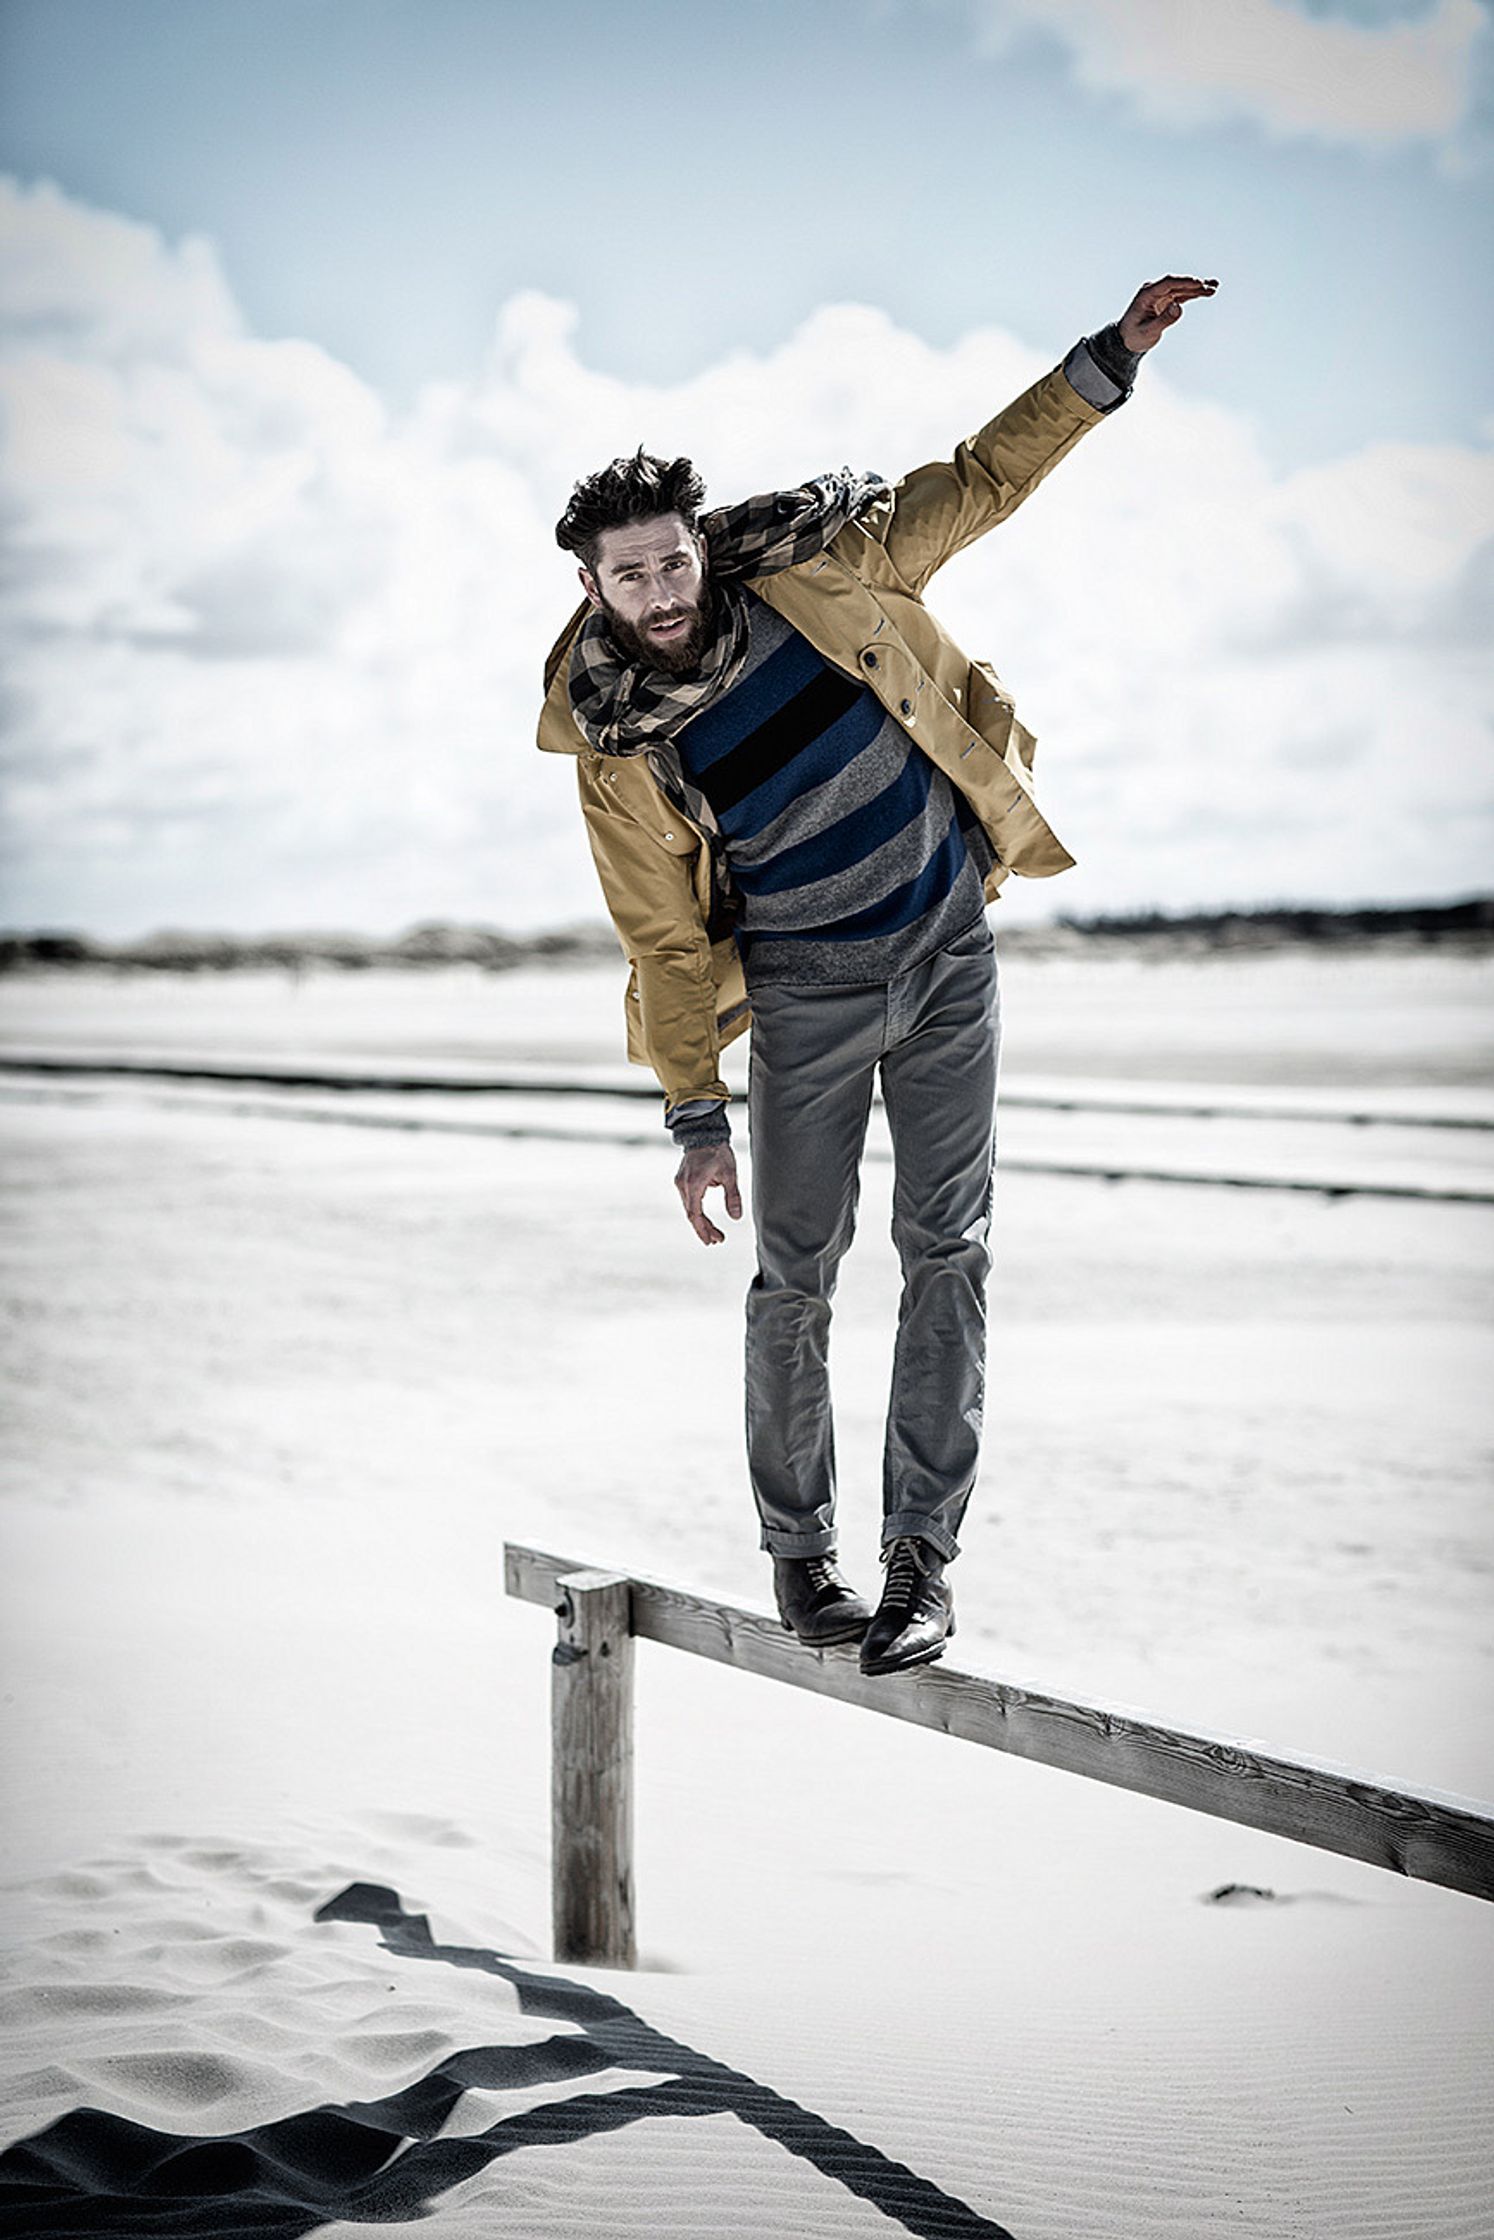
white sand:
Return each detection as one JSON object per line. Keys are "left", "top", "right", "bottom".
{"left": 2, "top": 954, "right": 1492, "bottom": 2236}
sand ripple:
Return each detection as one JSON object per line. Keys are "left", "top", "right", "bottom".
{"left": 1, "top": 1833, "right": 1491, "bottom": 2238}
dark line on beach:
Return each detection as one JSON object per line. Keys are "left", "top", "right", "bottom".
{"left": 996, "top": 1158, "right": 1494, "bottom": 1204}
{"left": 1, "top": 1053, "right": 1488, "bottom": 1132}
{"left": 3, "top": 1079, "right": 1490, "bottom": 1205}
{"left": 1001, "top": 1091, "right": 1492, "bottom": 1132}
{"left": 0, "top": 1053, "right": 664, "bottom": 1099}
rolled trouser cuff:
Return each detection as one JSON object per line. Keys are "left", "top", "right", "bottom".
{"left": 881, "top": 1512, "right": 961, "bottom": 1564}
{"left": 760, "top": 1526, "right": 839, "bottom": 1560}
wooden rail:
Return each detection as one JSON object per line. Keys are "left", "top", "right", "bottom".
{"left": 505, "top": 1541, "right": 1494, "bottom": 1964}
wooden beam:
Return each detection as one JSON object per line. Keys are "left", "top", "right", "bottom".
{"left": 550, "top": 1569, "right": 636, "bottom": 1968}
{"left": 506, "top": 1542, "right": 1494, "bottom": 1905}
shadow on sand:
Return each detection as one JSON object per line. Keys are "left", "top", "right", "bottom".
{"left": 0, "top": 1879, "right": 1015, "bottom": 2238}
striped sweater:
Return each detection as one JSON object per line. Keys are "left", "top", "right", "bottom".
{"left": 677, "top": 595, "right": 992, "bottom": 990}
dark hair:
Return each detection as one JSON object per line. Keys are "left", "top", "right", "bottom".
{"left": 554, "top": 447, "right": 707, "bottom": 570}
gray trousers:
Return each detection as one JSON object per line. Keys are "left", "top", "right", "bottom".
{"left": 744, "top": 914, "right": 1000, "bottom": 1564}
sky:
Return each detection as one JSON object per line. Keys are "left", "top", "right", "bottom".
{"left": 0, "top": 0, "right": 1491, "bottom": 936}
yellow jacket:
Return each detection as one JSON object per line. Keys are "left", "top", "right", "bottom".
{"left": 536, "top": 361, "right": 1105, "bottom": 1119}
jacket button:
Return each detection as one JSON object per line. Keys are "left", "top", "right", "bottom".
{"left": 663, "top": 831, "right": 675, "bottom": 840}
{"left": 899, "top": 698, "right": 914, "bottom": 717}
{"left": 862, "top": 650, "right": 878, "bottom": 669}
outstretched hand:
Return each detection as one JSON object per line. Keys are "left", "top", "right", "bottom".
{"left": 1118, "top": 275, "right": 1218, "bottom": 354}
{"left": 675, "top": 1143, "right": 744, "bottom": 1246}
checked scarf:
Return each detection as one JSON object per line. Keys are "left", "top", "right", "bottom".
{"left": 566, "top": 467, "right": 888, "bottom": 761}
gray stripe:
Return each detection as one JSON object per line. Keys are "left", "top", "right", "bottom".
{"left": 747, "top": 879, "right": 990, "bottom": 989}
{"left": 746, "top": 790, "right": 961, "bottom": 932}
{"left": 744, "top": 699, "right": 913, "bottom": 857}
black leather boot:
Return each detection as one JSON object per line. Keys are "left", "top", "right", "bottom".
{"left": 859, "top": 1536, "right": 955, "bottom": 1675}
{"left": 772, "top": 1555, "right": 872, "bottom": 1646}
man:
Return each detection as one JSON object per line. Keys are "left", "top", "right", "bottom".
{"left": 538, "top": 276, "right": 1216, "bottom": 1675}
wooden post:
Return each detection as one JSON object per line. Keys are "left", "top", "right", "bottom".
{"left": 551, "top": 1569, "right": 636, "bottom": 1967}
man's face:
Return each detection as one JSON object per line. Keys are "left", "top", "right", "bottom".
{"left": 581, "top": 513, "right": 711, "bottom": 677}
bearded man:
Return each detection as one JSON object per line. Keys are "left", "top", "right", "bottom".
{"left": 538, "top": 276, "right": 1216, "bottom": 1674}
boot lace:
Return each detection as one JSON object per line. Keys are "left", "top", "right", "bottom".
{"left": 880, "top": 1536, "right": 929, "bottom": 1611}
{"left": 803, "top": 1557, "right": 840, "bottom": 1594}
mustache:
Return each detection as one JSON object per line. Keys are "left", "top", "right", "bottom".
{"left": 648, "top": 582, "right": 711, "bottom": 621}
{"left": 598, "top": 580, "right": 716, "bottom": 673}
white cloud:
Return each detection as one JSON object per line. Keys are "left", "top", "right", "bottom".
{"left": 1, "top": 175, "right": 1490, "bottom": 936}
{"left": 968, "top": 0, "right": 1487, "bottom": 147}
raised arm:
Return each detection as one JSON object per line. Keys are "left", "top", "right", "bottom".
{"left": 875, "top": 274, "right": 1217, "bottom": 593}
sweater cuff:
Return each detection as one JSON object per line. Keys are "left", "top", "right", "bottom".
{"left": 1063, "top": 325, "right": 1140, "bottom": 414}
{"left": 668, "top": 1099, "right": 732, "bottom": 1150}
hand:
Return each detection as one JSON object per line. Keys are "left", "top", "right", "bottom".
{"left": 1117, "top": 274, "right": 1218, "bottom": 355}
{"left": 674, "top": 1143, "right": 743, "bottom": 1246}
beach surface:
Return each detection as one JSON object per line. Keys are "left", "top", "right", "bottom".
{"left": 2, "top": 947, "right": 1492, "bottom": 2236}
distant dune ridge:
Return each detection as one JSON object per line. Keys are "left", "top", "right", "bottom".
{"left": 0, "top": 920, "right": 619, "bottom": 974}
{"left": 1, "top": 898, "right": 1490, "bottom": 973}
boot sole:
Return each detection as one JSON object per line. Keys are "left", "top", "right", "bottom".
{"left": 859, "top": 1638, "right": 950, "bottom": 1676}
{"left": 781, "top": 1615, "right": 872, "bottom": 1647}
{"left": 859, "top": 1615, "right": 955, "bottom": 1677}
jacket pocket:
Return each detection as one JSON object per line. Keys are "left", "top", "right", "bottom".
{"left": 644, "top": 820, "right": 698, "bottom": 857}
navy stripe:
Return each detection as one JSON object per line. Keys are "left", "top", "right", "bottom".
{"left": 717, "top": 686, "right": 886, "bottom": 837}
{"left": 678, "top": 628, "right": 832, "bottom": 775}
{"left": 732, "top": 752, "right": 934, "bottom": 897}
{"left": 692, "top": 666, "right": 868, "bottom": 818}
{"left": 750, "top": 812, "right": 968, "bottom": 945}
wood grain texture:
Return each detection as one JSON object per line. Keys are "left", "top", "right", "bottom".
{"left": 550, "top": 1569, "right": 636, "bottom": 1968}
{"left": 507, "top": 1543, "right": 1494, "bottom": 1905}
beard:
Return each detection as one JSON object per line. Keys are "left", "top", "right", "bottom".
{"left": 599, "top": 580, "right": 714, "bottom": 678}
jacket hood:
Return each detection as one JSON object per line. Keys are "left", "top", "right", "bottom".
{"left": 537, "top": 600, "right": 590, "bottom": 757}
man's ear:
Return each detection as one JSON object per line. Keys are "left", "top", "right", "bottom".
{"left": 579, "top": 566, "right": 601, "bottom": 608}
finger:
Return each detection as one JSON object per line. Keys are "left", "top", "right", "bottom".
{"left": 724, "top": 1179, "right": 743, "bottom": 1220}
{"left": 698, "top": 1174, "right": 731, "bottom": 1239}
{"left": 682, "top": 1179, "right": 723, "bottom": 1245}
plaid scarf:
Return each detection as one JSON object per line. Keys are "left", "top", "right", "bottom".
{"left": 566, "top": 467, "right": 888, "bottom": 760}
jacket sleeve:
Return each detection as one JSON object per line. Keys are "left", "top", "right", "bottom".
{"left": 874, "top": 361, "right": 1105, "bottom": 595}
{"left": 577, "top": 755, "right": 731, "bottom": 1116}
